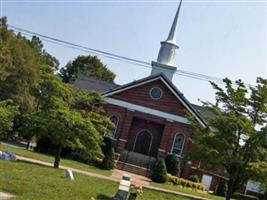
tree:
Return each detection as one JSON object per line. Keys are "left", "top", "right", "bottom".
{"left": 28, "top": 73, "right": 113, "bottom": 168}
{"left": 31, "top": 105, "right": 103, "bottom": 168}
{"left": 188, "top": 77, "right": 267, "bottom": 200}
{"left": 0, "top": 17, "right": 59, "bottom": 113}
{"left": 151, "top": 159, "right": 167, "bottom": 183}
{"left": 0, "top": 100, "right": 18, "bottom": 139}
{"left": 59, "top": 55, "right": 116, "bottom": 83}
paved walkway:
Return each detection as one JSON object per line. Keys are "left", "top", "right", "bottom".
{"left": 16, "top": 155, "right": 209, "bottom": 200}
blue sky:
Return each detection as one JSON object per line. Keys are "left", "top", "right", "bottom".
{"left": 1, "top": 0, "right": 266, "bottom": 104}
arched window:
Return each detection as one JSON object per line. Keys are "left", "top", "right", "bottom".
{"left": 171, "top": 133, "right": 185, "bottom": 155}
{"left": 110, "top": 115, "right": 119, "bottom": 138}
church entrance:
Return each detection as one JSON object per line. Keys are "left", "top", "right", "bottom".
{"left": 126, "top": 117, "right": 164, "bottom": 157}
{"left": 133, "top": 130, "right": 152, "bottom": 155}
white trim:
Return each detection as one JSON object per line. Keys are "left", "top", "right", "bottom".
{"left": 103, "top": 76, "right": 206, "bottom": 128}
{"left": 118, "top": 138, "right": 127, "bottom": 142}
{"left": 171, "top": 133, "right": 186, "bottom": 156}
{"left": 133, "top": 129, "right": 153, "bottom": 155}
{"left": 149, "top": 87, "right": 163, "bottom": 100}
{"left": 103, "top": 77, "right": 161, "bottom": 97}
{"left": 105, "top": 97, "right": 190, "bottom": 124}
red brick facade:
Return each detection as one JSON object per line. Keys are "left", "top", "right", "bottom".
{"left": 103, "top": 78, "right": 222, "bottom": 192}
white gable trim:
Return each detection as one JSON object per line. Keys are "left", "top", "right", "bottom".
{"left": 103, "top": 76, "right": 206, "bottom": 128}
{"left": 103, "top": 77, "right": 161, "bottom": 97}
{"left": 105, "top": 97, "right": 190, "bottom": 125}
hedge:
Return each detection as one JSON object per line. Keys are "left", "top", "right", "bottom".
{"left": 167, "top": 174, "right": 205, "bottom": 191}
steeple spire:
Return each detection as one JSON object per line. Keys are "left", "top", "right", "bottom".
{"left": 167, "top": 0, "right": 182, "bottom": 42}
{"left": 151, "top": 0, "right": 183, "bottom": 81}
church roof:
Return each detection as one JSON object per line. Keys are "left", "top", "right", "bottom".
{"left": 73, "top": 74, "right": 119, "bottom": 92}
{"left": 74, "top": 73, "right": 211, "bottom": 128}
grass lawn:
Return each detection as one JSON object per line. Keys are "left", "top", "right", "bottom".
{"left": 0, "top": 160, "right": 193, "bottom": 200}
{"left": 152, "top": 182, "right": 225, "bottom": 200}
{"left": 0, "top": 143, "right": 111, "bottom": 176}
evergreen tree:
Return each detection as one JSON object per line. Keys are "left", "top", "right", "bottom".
{"left": 151, "top": 159, "right": 167, "bottom": 183}
{"left": 165, "top": 154, "right": 181, "bottom": 176}
{"left": 101, "top": 147, "right": 116, "bottom": 170}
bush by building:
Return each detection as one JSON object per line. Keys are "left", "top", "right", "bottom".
{"left": 167, "top": 174, "right": 205, "bottom": 191}
{"left": 100, "top": 147, "right": 116, "bottom": 170}
{"left": 188, "top": 175, "right": 200, "bottom": 183}
{"left": 164, "top": 154, "right": 181, "bottom": 176}
{"left": 151, "top": 159, "right": 167, "bottom": 183}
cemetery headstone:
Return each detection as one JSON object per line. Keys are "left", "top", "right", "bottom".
{"left": 66, "top": 169, "right": 74, "bottom": 180}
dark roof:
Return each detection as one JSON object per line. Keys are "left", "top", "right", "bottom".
{"left": 191, "top": 104, "right": 216, "bottom": 120}
{"left": 73, "top": 74, "right": 119, "bottom": 93}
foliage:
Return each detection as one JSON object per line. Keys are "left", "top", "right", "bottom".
{"left": 59, "top": 55, "right": 116, "bottom": 83}
{"left": 151, "top": 159, "right": 167, "bottom": 183}
{"left": 0, "top": 100, "right": 18, "bottom": 139}
{"left": 188, "top": 77, "right": 267, "bottom": 200}
{"left": 101, "top": 136, "right": 113, "bottom": 156}
{"left": 100, "top": 147, "right": 116, "bottom": 170}
{"left": 0, "top": 17, "right": 58, "bottom": 113}
{"left": 188, "top": 175, "right": 200, "bottom": 183}
{"left": 165, "top": 154, "right": 181, "bottom": 176}
{"left": 167, "top": 174, "right": 205, "bottom": 191}
{"left": 0, "top": 17, "right": 114, "bottom": 170}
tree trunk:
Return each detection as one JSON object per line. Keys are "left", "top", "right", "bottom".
{"left": 26, "top": 140, "right": 31, "bottom": 150}
{"left": 54, "top": 144, "right": 62, "bottom": 168}
{"left": 226, "top": 178, "right": 235, "bottom": 200}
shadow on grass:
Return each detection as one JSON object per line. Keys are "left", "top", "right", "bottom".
{"left": 96, "top": 194, "right": 112, "bottom": 200}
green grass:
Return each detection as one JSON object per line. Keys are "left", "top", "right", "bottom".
{"left": 0, "top": 160, "right": 193, "bottom": 200}
{"left": 0, "top": 143, "right": 111, "bottom": 176}
{"left": 151, "top": 182, "right": 225, "bottom": 200}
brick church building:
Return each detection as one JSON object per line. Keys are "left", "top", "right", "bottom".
{"left": 74, "top": 1, "right": 224, "bottom": 192}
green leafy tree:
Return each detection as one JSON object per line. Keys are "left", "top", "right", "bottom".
{"left": 0, "top": 17, "right": 59, "bottom": 113}
{"left": 59, "top": 55, "right": 116, "bottom": 83}
{"left": 29, "top": 74, "right": 112, "bottom": 168}
{"left": 0, "top": 100, "right": 18, "bottom": 139}
{"left": 31, "top": 105, "right": 103, "bottom": 168}
{"left": 151, "top": 159, "right": 167, "bottom": 183}
{"left": 188, "top": 77, "right": 267, "bottom": 200}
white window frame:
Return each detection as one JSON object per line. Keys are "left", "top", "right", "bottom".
{"left": 171, "top": 133, "right": 185, "bottom": 156}
{"left": 109, "top": 115, "right": 119, "bottom": 138}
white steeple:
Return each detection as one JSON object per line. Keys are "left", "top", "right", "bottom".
{"left": 151, "top": 0, "right": 182, "bottom": 81}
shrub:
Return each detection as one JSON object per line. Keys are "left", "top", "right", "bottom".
{"left": 100, "top": 147, "right": 116, "bottom": 170}
{"left": 167, "top": 174, "right": 205, "bottom": 191}
{"left": 151, "top": 159, "right": 167, "bottom": 183}
{"left": 165, "top": 154, "right": 181, "bottom": 176}
{"left": 101, "top": 136, "right": 113, "bottom": 156}
{"left": 188, "top": 175, "right": 200, "bottom": 183}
